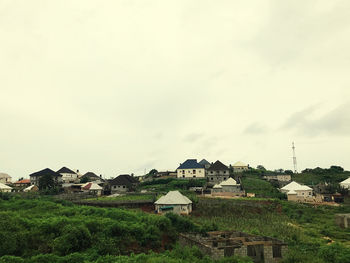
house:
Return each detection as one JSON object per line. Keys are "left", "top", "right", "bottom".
{"left": 232, "top": 161, "right": 249, "bottom": 173}
{"left": 199, "top": 159, "right": 211, "bottom": 169}
{"left": 340, "top": 177, "right": 350, "bottom": 189}
{"left": 109, "top": 174, "right": 139, "bottom": 193}
{"left": 29, "top": 168, "right": 63, "bottom": 186}
{"left": 57, "top": 167, "right": 79, "bottom": 183}
{"left": 23, "top": 185, "right": 39, "bottom": 192}
{"left": 177, "top": 159, "right": 205, "bottom": 179}
{"left": 13, "top": 179, "right": 31, "bottom": 188}
{"left": 154, "top": 190, "right": 192, "bottom": 215}
{"left": 211, "top": 178, "right": 245, "bottom": 196}
{"left": 0, "top": 182, "right": 12, "bottom": 192}
{"left": 207, "top": 160, "right": 230, "bottom": 184}
{"left": 0, "top": 173, "right": 11, "bottom": 184}
{"left": 80, "top": 172, "right": 104, "bottom": 184}
{"left": 179, "top": 231, "right": 287, "bottom": 262}
{"left": 264, "top": 174, "right": 291, "bottom": 182}
{"left": 280, "top": 181, "right": 313, "bottom": 202}
{"left": 82, "top": 182, "right": 103, "bottom": 196}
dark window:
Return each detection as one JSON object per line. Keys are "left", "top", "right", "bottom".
{"left": 224, "top": 171, "right": 226, "bottom": 174}
{"left": 123, "top": 186, "right": 125, "bottom": 188}
{"left": 273, "top": 245, "right": 282, "bottom": 258}
{"left": 210, "top": 171, "right": 213, "bottom": 174}
{"left": 193, "top": 175, "right": 196, "bottom": 178}
{"left": 211, "top": 178, "right": 213, "bottom": 180}
{"left": 182, "top": 170, "right": 185, "bottom": 174}
{"left": 193, "top": 170, "right": 196, "bottom": 174}
{"left": 247, "top": 246, "right": 256, "bottom": 257}
{"left": 183, "top": 175, "right": 185, "bottom": 178}
{"left": 224, "top": 178, "right": 226, "bottom": 180}
{"left": 213, "top": 241, "right": 218, "bottom": 247}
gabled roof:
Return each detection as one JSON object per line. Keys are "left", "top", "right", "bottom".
{"left": 155, "top": 191, "right": 192, "bottom": 205}
{"left": 213, "top": 184, "right": 222, "bottom": 189}
{"left": 340, "top": 177, "right": 350, "bottom": 185}
{"left": 232, "top": 161, "right": 248, "bottom": 167}
{"left": 57, "top": 167, "right": 76, "bottom": 174}
{"left": 110, "top": 174, "right": 138, "bottom": 186}
{"left": 219, "top": 178, "right": 237, "bottom": 186}
{"left": 177, "top": 159, "right": 204, "bottom": 169}
{"left": 29, "top": 168, "right": 62, "bottom": 177}
{"left": 208, "top": 160, "right": 229, "bottom": 171}
{"left": 281, "top": 181, "right": 312, "bottom": 191}
{"left": 82, "top": 172, "right": 100, "bottom": 179}
{"left": 0, "top": 183, "right": 12, "bottom": 190}
{"left": 199, "top": 159, "right": 210, "bottom": 166}
{"left": 14, "top": 179, "right": 31, "bottom": 184}
{"left": 23, "top": 185, "right": 37, "bottom": 192}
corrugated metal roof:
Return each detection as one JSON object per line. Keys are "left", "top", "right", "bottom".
{"left": 177, "top": 159, "right": 204, "bottom": 169}
{"left": 155, "top": 191, "right": 192, "bottom": 205}
{"left": 219, "top": 178, "right": 237, "bottom": 186}
{"left": 0, "top": 183, "right": 12, "bottom": 190}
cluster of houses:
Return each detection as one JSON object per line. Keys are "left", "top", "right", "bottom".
{"left": 0, "top": 167, "right": 139, "bottom": 196}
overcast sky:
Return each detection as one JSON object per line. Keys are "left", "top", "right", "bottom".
{"left": 1, "top": 0, "right": 350, "bottom": 180}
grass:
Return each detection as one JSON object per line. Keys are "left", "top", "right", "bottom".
{"left": 86, "top": 194, "right": 155, "bottom": 202}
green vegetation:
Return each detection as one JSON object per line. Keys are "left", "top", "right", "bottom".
{"left": 0, "top": 195, "right": 250, "bottom": 263}
{"left": 241, "top": 175, "right": 286, "bottom": 199}
{"left": 87, "top": 194, "right": 155, "bottom": 202}
{"left": 139, "top": 178, "right": 206, "bottom": 193}
{"left": 293, "top": 167, "right": 349, "bottom": 186}
{"left": 191, "top": 197, "right": 350, "bottom": 263}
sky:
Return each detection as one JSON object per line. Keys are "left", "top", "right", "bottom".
{"left": 1, "top": 0, "right": 350, "bottom": 180}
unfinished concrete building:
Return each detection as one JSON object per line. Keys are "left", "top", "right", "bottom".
{"left": 179, "top": 231, "right": 287, "bottom": 263}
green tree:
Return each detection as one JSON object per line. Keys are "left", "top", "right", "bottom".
{"left": 38, "top": 174, "right": 55, "bottom": 191}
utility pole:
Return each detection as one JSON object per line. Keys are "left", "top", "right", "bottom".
{"left": 292, "top": 142, "right": 298, "bottom": 174}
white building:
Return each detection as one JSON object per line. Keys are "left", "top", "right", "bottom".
{"left": 232, "top": 161, "right": 249, "bottom": 173}
{"left": 0, "top": 173, "right": 11, "bottom": 184}
{"left": 281, "top": 181, "right": 313, "bottom": 197}
{"left": 0, "top": 182, "right": 12, "bottom": 192}
{"left": 177, "top": 159, "right": 205, "bottom": 179}
{"left": 340, "top": 178, "right": 350, "bottom": 189}
{"left": 57, "top": 167, "right": 79, "bottom": 183}
{"left": 155, "top": 190, "right": 192, "bottom": 215}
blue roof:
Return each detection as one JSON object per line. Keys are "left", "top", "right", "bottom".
{"left": 177, "top": 159, "right": 204, "bottom": 169}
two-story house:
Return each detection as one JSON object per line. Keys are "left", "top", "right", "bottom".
{"left": 57, "top": 167, "right": 79, "bottom": 184}
{"left": 29, "top": 168, "right": 63, "bottom": 186}
{"left": 177, "top": 159, "right": 205, "bottom": 179}
{"left": 206, "top": 160, "right": 230, "bottom": 184}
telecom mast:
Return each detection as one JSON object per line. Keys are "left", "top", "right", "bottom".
{"left": 292, "top": 142, "right": 297, "bottom": 173}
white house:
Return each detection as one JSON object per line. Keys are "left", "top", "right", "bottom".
{"left": 0, "top": 182, "right": 12, "bottom": 192}
{"left": 211, "top": 178, "right": 244, "bottom": 196}
{"left": 57, "top": 167, "right": 79, "bottom": 183}
{"left": 155, "top": 190, "right": 192, "bottom": 215}
{"left": 177, "top": 159, "right": 205, "bottom": 179}
{"left": 0, "top": 173, "right": 11, "bottom": 184}
{"left": 82, "top": 182, "right": 103, "bottom": 196}
{"left": 281, "top": 181, "right": 313, "bottom": 198}
{"left": 232, "top": 161, "right": 249, "bottom": 173}
{"left": 340, "top": 178, "right": 350, "bottom": 189}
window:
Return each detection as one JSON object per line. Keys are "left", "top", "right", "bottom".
{"left": 199, "top": 170, "right": 201, "bottom": 173}
{"left": 224, "top": 171, "right": 226, "bottom": 174}
{"left": 273, "top": 245, "right": 282, "bottom": 258}
{"left": 193, "top": 175, "right": 196, "bottom": 178}
{"left": 211, "top": 178, "right": 213, "bottom": 181}
{"left": 247, "top": 246, "right": 256, "bottom": 257}
{"left": 183, "top": 175, "right": 185, "bottom": 178}
{"left": 213, "top": 241, "right": 218, "bottom": 247}
{"left": 193, "top": 170, "right": 196, "bottom": 174}
{"left": 210, "top": 171, "right": 213, "bottom": 174}
{"left": 224, "top": 178, "right": 226, "bottom": 180}
{"left": 182, "top": 170, "right": 185, "bottom": 174}
{"left": 123, "top": 186, "right": 125, "bottom": 188}
{"left": 309, "top": 192, "right": 311, "bottom": 195}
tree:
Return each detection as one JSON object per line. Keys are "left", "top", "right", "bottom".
{"left": 284, "top": 170, "right": 293, "bottom": 175}
{"left": 38, "top": 174, "right": 55, "bottom": 190}
{"left": 257, "top": 165, "right": 266, "bottom": 171}
{"left": 80, "top": 176, "right": 89, "bottom": 183}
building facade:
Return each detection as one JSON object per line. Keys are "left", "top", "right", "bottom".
{"left": 177, "top": 159, "right": 205, "bottom": 179}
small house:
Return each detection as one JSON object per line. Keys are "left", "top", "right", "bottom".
{"left": 109, "top": 174, "right": 139, "bottom": 193}
{"left": 155, "top": 190, "right": 192, "bottom": 215}
{"left": 0, "top": 173, "right": 11, "bottom": 184}
{"left": 177, "top": 159, "right": 205, "bottom": 179}
{"left": 82, "top": 182, "right": 103, "bottom": 196}
{"left": 0, "top": 183, "right": 12, "bottom": 192}
{"left": 232, "top": 161, "right": 249, "bottom": 173}
{"left": 80, "top": 172, "right": 104, "bottom": 184}
{"left": 281, "top": 181, "right": 313, "bottom": 202}
{"left": 13, "top": 179, "right": 31, "bottom": 188}
{"left": 211, "top": 178, "right": 245, "bottom": 196}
